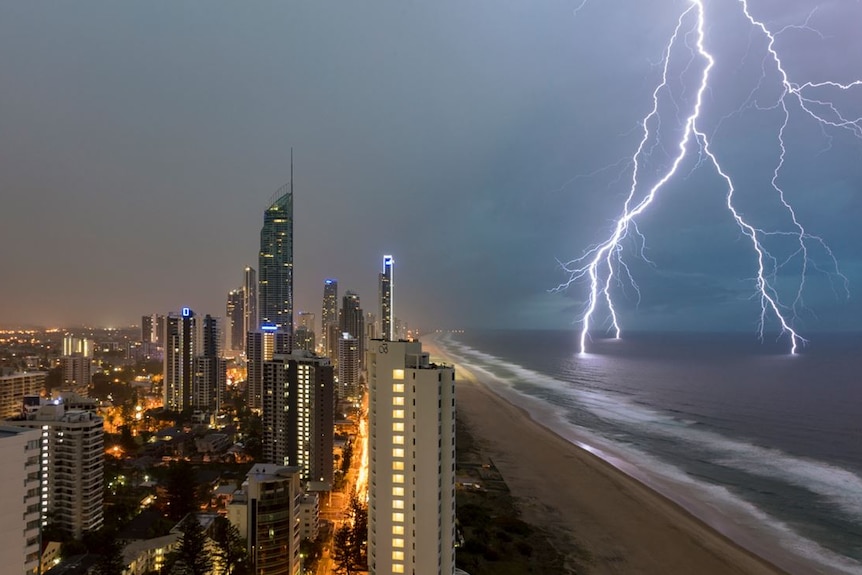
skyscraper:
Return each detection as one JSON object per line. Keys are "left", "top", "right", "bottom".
{"left": 321, "top": 279, "right": 338, "bottom": 359}
{"left": 337, "top": 334, "right": 359, "bottom": 401}
{"left": 340, "top": 291, "right": 364, "bottom": 369}
{"left": 246, "top": 328, "right": 290, "bottom": 412}
{"left": 262, "top": 351, "right": 334, "bottom": 486}
{"left": 259, "top": 173, "right": 294, "bottom": 334}
{"left": 226, "top": 288, "right": 244, "bottom": 352}
{"left": 193, "top": 315, "right": 226, "bottom": 412}
{"left": 380, "top": 255, "right": 394, "bottom": 341}
{"left": 0, "top": 425, "right": 41, "bottom": 573}
{"left": 164, "top": 308, "right": 196, "bottom": 411}
{"left": 367, "top": 339, "right": 456, "bottom": 575}
{"left": 243, "top": 266, "right": 257, "bottom": 341}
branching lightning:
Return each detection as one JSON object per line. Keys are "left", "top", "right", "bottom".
{"left": 557, "top": 0, "right": 857, "bottom": 354}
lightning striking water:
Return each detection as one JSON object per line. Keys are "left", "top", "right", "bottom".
{"left": 557, "top": 0, "right": 856, "bottom": 354}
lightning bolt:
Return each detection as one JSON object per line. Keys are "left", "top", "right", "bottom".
{"left": 557, "top": 0, "right": 856, "bottom": 354}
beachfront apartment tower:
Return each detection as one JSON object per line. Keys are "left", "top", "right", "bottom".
{"left": 337, "top": 334, "right": 359, "bottom": 402}
{"left": 321, "top": 279, "right": 339, "bottom": 360}
{"left": 380, "top": 255, "right": 394, "bottom": 341}
{"left": 367, "top": 338, "right": 456, "bottom": 575}
{"left": 246, "top": 328, "right": 290, "bottom": 412}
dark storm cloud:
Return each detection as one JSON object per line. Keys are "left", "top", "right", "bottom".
{"left": 0, "top": 1, "right": 859, "bottom": 333}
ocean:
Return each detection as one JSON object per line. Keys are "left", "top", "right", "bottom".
{"left": 436, "top": 330, "right": 862, "bottom": 575}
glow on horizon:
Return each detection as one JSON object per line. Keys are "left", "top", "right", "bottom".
{"left": 556, "top": 0, "right": 856, "bottom": 355}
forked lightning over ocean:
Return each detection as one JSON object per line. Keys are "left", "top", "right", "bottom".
{"left": 556, "top": 0, "right": 858, "bottom": 354}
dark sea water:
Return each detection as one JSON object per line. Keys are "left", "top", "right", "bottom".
{"left": 437, "top": 330, "right": 862, "bottom": 574}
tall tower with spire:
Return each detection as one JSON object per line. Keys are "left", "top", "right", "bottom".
{"left": 258, "top": 150, "right": 295, "bottom": 338}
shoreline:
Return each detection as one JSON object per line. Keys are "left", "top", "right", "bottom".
{"left": 423, "top": 337, "right": 798, "bottom": 575}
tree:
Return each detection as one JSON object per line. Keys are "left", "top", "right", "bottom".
{"left": 332, "top": 524, "right": 354, "bottom": 575}
{"left": 93, "top": 533, "right": 126, "bottom": 575}
{"left": 212, "top": 516, "right": 250, "bottom": 575}
{"left": 164, "top": 461, "right": 198, "bottom": 521}
{"left": 165, "top": 515, "right": 213, "bottom": 575}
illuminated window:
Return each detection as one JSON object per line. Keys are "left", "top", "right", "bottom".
{"left": 393, "top": 396, "right": 405, "bottom": 406}
{"left": 392, "top": 551, "right": 404, "bottom": 560}
{"left": 393, "top": 369, "right": 404, "bottom": 380}
{"left": 392, "top": 486, "right": 404, "bottom": 497}
{"left": 392, "top": 461, "right": 404, "bottom": 471}
{"left": 392, "top": 512, "right": 404, "bottom": 522}
{"left": 393, "top": 538, "right": 404, "bottom": 548}
{"left": 392, "top": 409, "right": 404, "bottom": 419}
{"left": 392, "top": 422, "right": 404, "bottom": 432}
{"left": 393, "top": 448, "right": 404, "bottom": 458}
{"left": 393, "top": 474, "right": 404, "bottom": 483}
{"left": 393, "top": 435, "right": 404, "bottom": 445}
{"left": 393, "top": 525, "right": 404, "bottom": 535}
{"left": 393, "top": 499, "right": 404, "bottom": 509}
{"left": 393, "top": 383, "right": 404, "bottom": 393}
{"left": 393, "top": 564, "right": 404, "bottom": 573}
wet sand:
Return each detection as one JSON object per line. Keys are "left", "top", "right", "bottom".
{"left": 425, "top": 338, "right": 790, "bottom": 575}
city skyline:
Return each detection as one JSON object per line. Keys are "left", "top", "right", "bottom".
{"left": 1, "top": 1, "right": 860, "bottom": 338}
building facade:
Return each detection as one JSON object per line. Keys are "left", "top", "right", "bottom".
{"left": 0, "top": 372, "right": 45, "bottom": 420}
{"left": 340, "top": 292, "right": 364, "bottom": 370}
{"left": 0, "top": 426, "right": 41, "bottom": 575}
{"left": 226, "top": 288, "right": 244, "bottom": 353}
{"left": 243, "top": 266, "right": 258, "bottom": 345}
{"left": 164, "top": 309, "right": 196, "bottom": 411}
{"left": 246, "top": 329, "right": 290, "bottom": 412}
{"left": 262, "top": 351, "right": 334, "bottom": 486}
{"left": 367, "top": 339, "right": 456, "bottom": 575}
{"left": 337, "top": 334, "right": 359, "bottom": 402}
{"left": 8, "top": 403, "right": 104, "bottom": 539}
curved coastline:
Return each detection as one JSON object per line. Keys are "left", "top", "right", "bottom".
{"left": 422, "top": 334, "right": 826, "bottom": 575}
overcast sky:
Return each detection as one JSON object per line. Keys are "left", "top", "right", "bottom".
{"left": 1, "top": 1, "right": 860, "bottom": 336}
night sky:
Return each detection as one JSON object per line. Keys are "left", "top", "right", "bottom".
{"left": 1, "top": 1, "right": 860, "bottom": 335}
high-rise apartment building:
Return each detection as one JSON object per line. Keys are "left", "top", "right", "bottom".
{"left": 262, "top": 351, "right": 334, "bottom": 486}
{"left": 226, "top": 289, "right": 244, "bottom": 352}
{"left": 227, "top": 464, "right": 302, "bottom": 575}
{"left": 322, "top": 279, "right": 338, "bottom": 360}
{"left": 246, "top": 329, "right": 290, "bottom": 412}
{"left": 62, "top": 335, "right": 93, "bottom": 358}
{"left": 243, "top": 266, "right": 258, "bottom": 343}
{"left": 294, "top": 326, "right": 315, "bottom": 352}
{"left": 8, "top": 403, "right": 104, "bottom": 539}
{"left": 367, "top": 339, "right": 456, "bottom": 575}
{"left": 0, "top": 425, "right": 41, "bottom": 575}
{"left": 164, "top": 308, "right": 196, "bottom": 411}
{"left": 0, "top": 372, "right": 45, "bottom": 420}
{"left": 259, "top": 179, "right": 294, "bottom": 335}
{"left": 193, "top": 314, "right": 226, "bottom": 412}
{"left": 337, "top": 334, "right": 359, "bottom": 402}
{"left": 60, "top": 355, "right": 91, "bottom": 395}
{"left": 141, "top": 315, "right": 165, "bottom": 345}
{"left": 380, "top": 255, "right": 394, "bottom": 341}
{"left": 340, "top": 291, "right": 364, "bottom": 369}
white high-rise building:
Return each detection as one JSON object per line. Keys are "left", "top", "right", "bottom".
{"left": 0, "top": 425, "right": 41, "bottom": 575}
{"left": 164, "top": 308, "right": 196, "bottom": 411}
{"left": 8, "top": 403, "right": 104, "bottom": 539}
{"left": 337, "top": 334, "right": 359, "bottom": 401}
{"left": 367, "top": 339, "right": 456, "bottom": 575}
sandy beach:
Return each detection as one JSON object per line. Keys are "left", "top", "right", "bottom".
{"left": 424, "top": 338, "right": 790, "bottom": 575}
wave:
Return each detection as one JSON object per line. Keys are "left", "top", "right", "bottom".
{"left": 434, "top": 333, "right": 862, "bottom": 574}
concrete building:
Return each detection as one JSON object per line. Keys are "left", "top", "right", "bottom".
{"left": 262, "top": 351, "right": 334, "bottom": 486}
{"left": 246, "top": 328, "right": 290, "bottom": 412}
{"left": 227, "top": 464, "right": 302, "bottom": 575}
{"left": 61, "top": 335, "right": 93, "bottom": 358}
{"left": 0, "top": 426, "right": 41, "bottom": 575}
{"left": 60, "top": 355, "right": 91, "bottom": 395}
{"left": 8, "top": 403, "right": 104, "bottom": 539}
{"left": 164, "top": 308, "right": 196, "bottom": 411}
{"left": 340, "top": 292, "right": 364, "bottom": 369}
{"left": 337, "top": 334, "right": 359, "bottom": 402}
{"left": 299, "top": 492, "right": 320, "bottom": 542}
{"left": 0, "top": 372, "right": 45, "bottom": 420}
{"left": 226, "top": 288, "right": 244, "bottom": 353}
{"left": 193, "top": 314, "right": 226, "bottom": 412}
{"left": 367, "top": 339, "right": 456, "bottom": 575}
